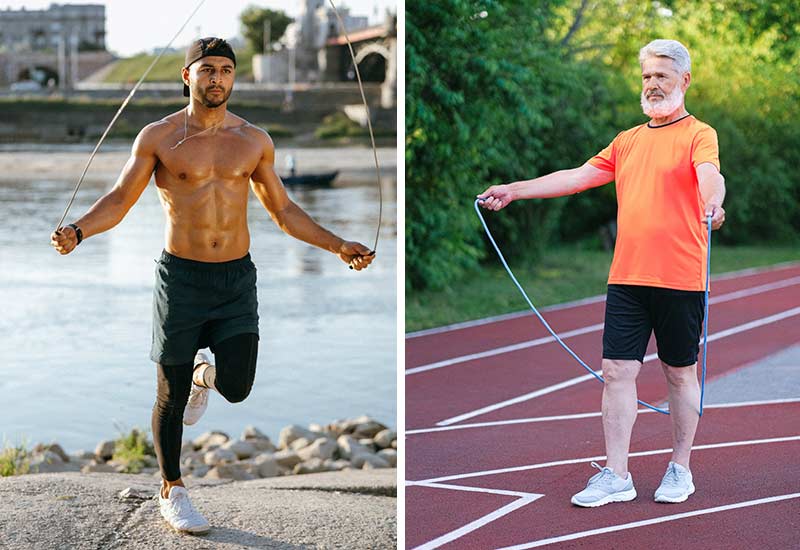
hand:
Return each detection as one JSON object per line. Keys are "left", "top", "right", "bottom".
{"left": 338, "top": 241, "right": 375, "bottom": 271}
{"left": 50, "top": 226, "right": 78, "bottom": 255}
{"left": 702, "top": 204, "right": 725, "bottom": 231}
{"left": 477, "top": 184, "right": 515, "bottom": 211}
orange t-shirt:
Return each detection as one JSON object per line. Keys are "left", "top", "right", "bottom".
{"left": 588, "top": 115, "right": 720, "bottom": 291}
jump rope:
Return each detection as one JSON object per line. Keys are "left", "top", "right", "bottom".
{"left": 54, "top": 0, "right": 382, "bottom": 267}
{"left": 474, "top": 198, "right": 712, "bottom": 416}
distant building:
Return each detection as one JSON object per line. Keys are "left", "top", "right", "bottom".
{"left": 254, "top": 0, "right": 378, "bottom": 83}
{"left": 0, "top": 4, "right": 109, "bottom": 88}
{"left": 0, "top": 3, "right": 106, "bottom": 53}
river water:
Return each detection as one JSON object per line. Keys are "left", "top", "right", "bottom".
{"left": 0, "top": 151, "right": 396, "bottom": 452}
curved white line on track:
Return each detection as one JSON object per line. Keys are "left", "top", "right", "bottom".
{"left": 435, "top": 306, "right": 800, "bottom": 426}
{"left": 496, "top": 493, "right": 800, "bottom": 550}
{"left": 414, "top": 435, "right": 800, "bottom": 484}
{"left": 407, "top": 276, "right": 800, "bottom": 376}
{"left": 404, "top": 398, "right": 800, "bottom": 435}
{"left": 412, "top": 495, "right": 541, "bottom": 550}
{"left": 406, "top": 262, "right": 800, "bottom": 339}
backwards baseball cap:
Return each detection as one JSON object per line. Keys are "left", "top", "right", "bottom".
{"left": 183, "top": 37, "right": 237, "bottom": 97}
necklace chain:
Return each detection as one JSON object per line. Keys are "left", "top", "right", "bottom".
{"left": 170, "top": 107, "right": 223, "bottom": 149}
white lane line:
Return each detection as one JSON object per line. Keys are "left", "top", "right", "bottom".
{"left": 412, "top": 496, "right": 541, "bottom": 550}
{"left": 406, "top": 296, "right": 606, "bottom": 339}
{"left": 407, "top": 324, "right": 604, "bottom": 375}
{"left": 435, "top": 306, "right": 800, "bottom": 426}
{"left": 415, "top": 435, "right": 800, "bottom": 484}
{"left": 406, "top": 262, "right": 800, "bottom": 339}
{"left": 405, "top": 397, "right": 800, "bottom": 435}
{"left": 407, "top": 276, "right": 800, "bottom": 376}
{"left": 497, "top": 493, "right": 800, "bottom": 550}
{"left": 408, "top": 480, "right": 543, "bottom": 499}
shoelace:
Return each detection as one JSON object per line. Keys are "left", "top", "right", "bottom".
{"left": 587, "top": 461, "right": 616, "bottom": 486}
{"left": 660, "top": 464, "right": 687, "bottom": 488}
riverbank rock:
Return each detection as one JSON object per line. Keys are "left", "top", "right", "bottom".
{"left": 293, "top": 458, "right": 327, "bottom": 475}
{"left": 252, "top": 454, "right": 279, "bottom": 478}
{"left": 220, "top": 439, "right": 256, "bottom": 460}
{"left": 296, "top": 437, "right": 337, "bottom": 462}
{"left": 337, "top": 435, "right": 373, "bottom": 459}
{"left": 193, "top": 431, "right": 230, "bottom": 451}
{"left": 204, "top": 448, "right": 238, "bottom": 466}
{"left": 33, "top": 443, "right": 70, "bottom": 463}
{"left": 205, "top": 463, "right": 258, "bottom": 481}
{"left": 377, "top": 449, "right": 397, "bottom": 467}
{"left": 278, "top": 425, "right": 319, "bottom": 449}
{"left": 93, "top": 440, "right": 115, "bottom": 461}
{"left": 374, "top": 429, "right": 396, "bottom": 449}
{"left": 273, "top": 449, "right": 302, "bottom": 469}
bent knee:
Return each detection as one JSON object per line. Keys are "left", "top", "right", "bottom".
{"left": 602, "top": 359, "right": 640, "bottom": 384}
{"left": 219, "top": 383, "right": 252, "bottom": 404}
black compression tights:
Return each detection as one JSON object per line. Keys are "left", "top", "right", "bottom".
{"left": 151, "top": 333, "right": 259, "bottom": 481}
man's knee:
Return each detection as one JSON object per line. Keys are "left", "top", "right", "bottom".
{"left": 602, "top": 359, "right": 641, "bottom": 384}
{"left": 218, "top": 380, "right": 252, "bottom": 403}
{"left": 661, "top": 362, "right": 698, "bottom": 387}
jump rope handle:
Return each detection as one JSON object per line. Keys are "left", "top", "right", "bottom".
{"left": 348, "top": 250, "right": 376, "bottom": 270}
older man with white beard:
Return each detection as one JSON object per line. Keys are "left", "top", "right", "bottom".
{"left": 478, "top": 39, "right": 726, "bottom": 507}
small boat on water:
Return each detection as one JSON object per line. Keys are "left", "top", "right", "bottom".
{"left": 282, "top": 170, "right": 339, "bottom": 187}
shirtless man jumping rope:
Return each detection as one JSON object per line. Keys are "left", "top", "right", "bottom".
{"left": 51, "top": 38, "right": 375, "bottom": 534}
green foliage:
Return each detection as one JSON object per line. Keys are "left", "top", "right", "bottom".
{"left": 112, "top": 428, "right": 154, "bottom": 474}
{"left": 240, "top": 5, "right": 293, "bottom": 54}
{"left": 0, "top": 440, "right": 31, "bottom": 477}
{"left": 407, "top": 0, "right": 800, "bottom": 294}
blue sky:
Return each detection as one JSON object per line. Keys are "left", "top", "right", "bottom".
{"left": 0, "top": 1, "right": 396, "bottom": 56}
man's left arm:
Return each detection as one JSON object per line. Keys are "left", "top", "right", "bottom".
{"left": 696, "top": 162, "right": 726, "bottom": 230}
{"left": 249, "top": 132, "right": 374, "bottom": 270}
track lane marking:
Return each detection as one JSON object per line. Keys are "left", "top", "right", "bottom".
{"left": 413, "top": 435, "right": 800, "bottom": 484}
{"left": 406, "top": 262, "right": 800, "bottom": 339}
{"left": 496, "top": 492, "right": 800, "bottom": 550}
{"left": 405, "top": 398, "right": 800, "bottom": 435}
{"left": 435, "top": 306, "right": 800, "bottom": 426}
{"left": 407, "top": 275, "right": 800, "bottom": 375}
{"left": 411, "top": 494, "right": 542, "bottom": 550}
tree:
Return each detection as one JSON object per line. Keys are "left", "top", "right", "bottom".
{"left": 240, "top": 5, "right": 292, "bottom": 53}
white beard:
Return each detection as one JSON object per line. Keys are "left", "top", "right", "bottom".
{"left": 641, "top": 86, "right": 684, "bottom": 119}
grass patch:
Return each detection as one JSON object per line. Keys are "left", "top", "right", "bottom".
{"left": 258, "top": 123, "right": 294, "bottom": 138}
{"left": 406, "top": 244, "right": 799, "bottom": 332}
{"left": 0, "top": 440, "right": 31, "bottom": 477}
{"left": 103, "top": 51, "right": 254, "bottom": 83}
{"left": 112, "top": 428, "right": 155, "bottom": 474}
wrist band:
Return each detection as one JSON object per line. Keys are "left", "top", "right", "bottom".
{"left": 67, "top": 223, "right": 83, "bottom": 245}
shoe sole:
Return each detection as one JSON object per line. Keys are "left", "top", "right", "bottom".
{"left": 571, "top": 487, "right": 637, "bottom": 508}
{"left": 654, "top": 483, "right": 696, "bottom": 503}
{"left": 163, "top": 519, "right": 210, "bottom": 535}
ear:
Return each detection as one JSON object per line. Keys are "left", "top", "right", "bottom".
{"left": 682, "top": 71, "right": 691, "bottom": 92}
{"left": 181, "top": 66, "right": 190, "bottom": 87}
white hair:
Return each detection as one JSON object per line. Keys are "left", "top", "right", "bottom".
{"left": 639, "top": 39, "right": 691, "bottom": 74}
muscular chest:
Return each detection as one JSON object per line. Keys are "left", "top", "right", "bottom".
{"left": 154, "top": 132, "right": 261, "bottom": 191}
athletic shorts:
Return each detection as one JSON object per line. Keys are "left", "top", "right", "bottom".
{"left": 150, "top": 250, "right": 259, "bottom": 365}
{"left": 602, "top": 284, "right": 705, "bottom": 367}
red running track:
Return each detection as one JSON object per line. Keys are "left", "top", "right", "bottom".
{"left": 405, "top": 263, "right": 800, "bottom": 549}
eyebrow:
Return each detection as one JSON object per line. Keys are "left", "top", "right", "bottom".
{"left": 199, "top": 63, "right": 234, "bottom": 69}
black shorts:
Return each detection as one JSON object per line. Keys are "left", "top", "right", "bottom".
{"left": 602, "top": 284, "right": 705, "bottom": 367}
{"left": 150, "top": 250, "right": 259, "bottom": 365}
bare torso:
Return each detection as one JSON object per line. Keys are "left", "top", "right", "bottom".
{"left": 152, "top": 110, "right": 265, "bottom": 262}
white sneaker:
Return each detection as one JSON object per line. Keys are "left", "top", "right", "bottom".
{"left": 158, "top": 485, "right": 210, "bottom": 534}
{"left": 183, "top": 352, "right": 211, "bottom": 426}
{"left": 571, "top": 462, "right": 637, "bottom": 507}
{"left": 654, "top": 461, "right": 695, "bottom": 503}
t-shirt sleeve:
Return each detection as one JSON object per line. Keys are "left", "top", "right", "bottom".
{"left": 588, "top": 133, "right": 621, "bottom": 172}
{"left": 691, "top": 126, "right": 720, "bottom": 170}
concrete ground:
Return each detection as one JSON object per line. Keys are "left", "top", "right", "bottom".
{"left": 0, "top": 469, "right": 396, "bottom": 549}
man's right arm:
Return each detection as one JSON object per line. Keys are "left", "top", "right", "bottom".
{"left": 477, "top": 162, "right": 615, "bottom": 211}
{"left": 51, "top": 124, "right": 160, "bottom": 254}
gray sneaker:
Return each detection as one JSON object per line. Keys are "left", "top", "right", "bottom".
{"left": 571, "top": 461, "right": 637, "bottom": 507}
{"left": 654, "top": 461, "right": 695, "bottom": 503}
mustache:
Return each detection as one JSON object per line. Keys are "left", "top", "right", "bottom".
{"left": 647, "top": 90, "right": 664, "bottom": 98}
